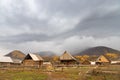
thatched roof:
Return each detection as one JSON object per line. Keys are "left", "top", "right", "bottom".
{"left": 60, "top": 51, "right": 76, "bottom": 61}
{"left": 24, "top": 53, "right": 43, "bottom": 61}
{"left": 96, "top": 55, "right": 110, "bottom": 62}
{"left": 89, "top": 55, "right": 110, "bottom": 62}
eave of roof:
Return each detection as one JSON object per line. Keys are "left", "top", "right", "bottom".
{"left": 0, "top": 56, "right": 13, "bottom": 63}
{"left": 60, "top": 51, "right": 77, "bottom": 61}
{"left": 29, "top": 53, "right": 43, "bottom": 61}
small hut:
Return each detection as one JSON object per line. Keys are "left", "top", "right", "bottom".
{"left": 22, "top": 53, "right": 43, "bottom": 68}
{"left": 96, "top": 55, "right": 110, "bottom": 65}
{"left": 60, "top": 51, "right": 77, "bottom": 65}
{"left": 90, "top": 55, "right": 110, "bottom": 65}
{"left": 0, "top": 56, "right": 13, "bottom": 67}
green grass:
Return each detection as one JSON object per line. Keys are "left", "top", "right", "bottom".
{"left": 0, "top": 70, "right": 47, "bottom": 80}
{"left": 0, "top": 65, "right": 119, "bottom": 80}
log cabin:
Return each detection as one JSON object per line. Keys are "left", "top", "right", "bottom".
{"left": 22, "top": 53, "right": 43, "bottom": 68}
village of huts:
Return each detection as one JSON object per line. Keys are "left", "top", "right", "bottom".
{"left": 0, "top": 46, "right": 120, "bottom": 71}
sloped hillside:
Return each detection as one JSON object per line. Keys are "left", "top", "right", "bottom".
{"left": 76, "top": 46, "right": 120, "bottom": 55}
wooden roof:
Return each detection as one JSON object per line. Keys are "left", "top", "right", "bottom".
{"left": 0, "top": 56, "right": 13, "bottom": 63}
{"left": 60, "top": 51, "right": 76, "bottom": 61}
{"left": 24, "top": 53, "right": 43, "bottom": 61}
{"left": 11, "top": 58, "right": 22, "bottom": 63}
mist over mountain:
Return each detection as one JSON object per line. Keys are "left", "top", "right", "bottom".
{"left": 76, "top": 46, "right": 120, "bottom": 56}
{"left": 36, "top": 51, "right": 56, "bottom": 57}
{"left": 3, "top": 46, "right": 120, "bottom": 60}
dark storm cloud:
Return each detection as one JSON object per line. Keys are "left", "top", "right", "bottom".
{"left": 71, "top": 8, "right": 120, "bottom": 37}
{"left": 0, "top": 33, "right": 52, "bottom": 43}
{"left": 0, "top": 0, "right": 120, "bottom": 54}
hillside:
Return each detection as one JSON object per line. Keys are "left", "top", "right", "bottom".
{"left": 76, "top": 46, "right": 120, "bottom": 55}
{"left": 5, "top": 50, "right": 26, "bottom": 60}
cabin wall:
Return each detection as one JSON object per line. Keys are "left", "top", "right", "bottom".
{"left": 0, "top": 62, "right": 11, "bottom": 67}
{"left": 60, "top": 60, "right": 77, "bottom": 65}
{"left": 23, "top": 60, "right": 43, "bottom": 67}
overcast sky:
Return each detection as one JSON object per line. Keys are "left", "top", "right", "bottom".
{"left": 0, "top": 0, "right": 120, "bottom": 55}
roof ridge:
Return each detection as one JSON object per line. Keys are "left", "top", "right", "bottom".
{"left": 60, "top": 51, "right": 76, "bottom": 60}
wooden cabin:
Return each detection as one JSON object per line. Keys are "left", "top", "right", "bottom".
{"left": 90, "top": 55, "right": 110, "bottom": 65}
{"left": 22, "top": 53, "right": 43, "bottom": 68}
{"left": 96, "top": 55, "right": 110, "bottom": 65}
{"left": 0, "top": 56, "right": 13, "bottom": 67}
{"left": 60, "top": 51, "right": 77, "bottom": 66}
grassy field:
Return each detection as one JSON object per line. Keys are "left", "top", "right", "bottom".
{"left": 0, "top": 70, "right": 47, "bottom": 80}
{"left": 0, "top": 65, "right": 120, "bottom": 80}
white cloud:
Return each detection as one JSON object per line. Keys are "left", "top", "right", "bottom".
{"left": 61, "top": 36, "right": 94, "bottom": 53}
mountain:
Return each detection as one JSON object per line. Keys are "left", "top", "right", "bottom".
{"left": 76, "top": 46, "right": 120, "bottom": 55}
{"left": 5, "top": 50, "right": 26, "bottom": 60}
{"left": 37, "top": 51, "right": 56, "bottom": 57}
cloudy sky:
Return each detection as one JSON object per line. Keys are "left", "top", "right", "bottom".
{"left": 0, "top": 0, "right": 120, "bottom": 55}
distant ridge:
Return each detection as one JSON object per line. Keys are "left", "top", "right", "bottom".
{"left": 37, "top": 51, "right": 56, "bottom": 57}
{"left": 76, "top": 46, "right": 120, "bottom": 55}
{"left": 5, "top": 50, "right": 26, "bottom": 60}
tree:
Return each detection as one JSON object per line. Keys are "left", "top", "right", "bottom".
{"left": 52, "top": 56, "right": 59, "bottom": 62}
{"left": 75, "top": 55, "right": 89, "bottom": 64}
{"left": 105, "top": 53, "right": 119, "bottom": 59}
